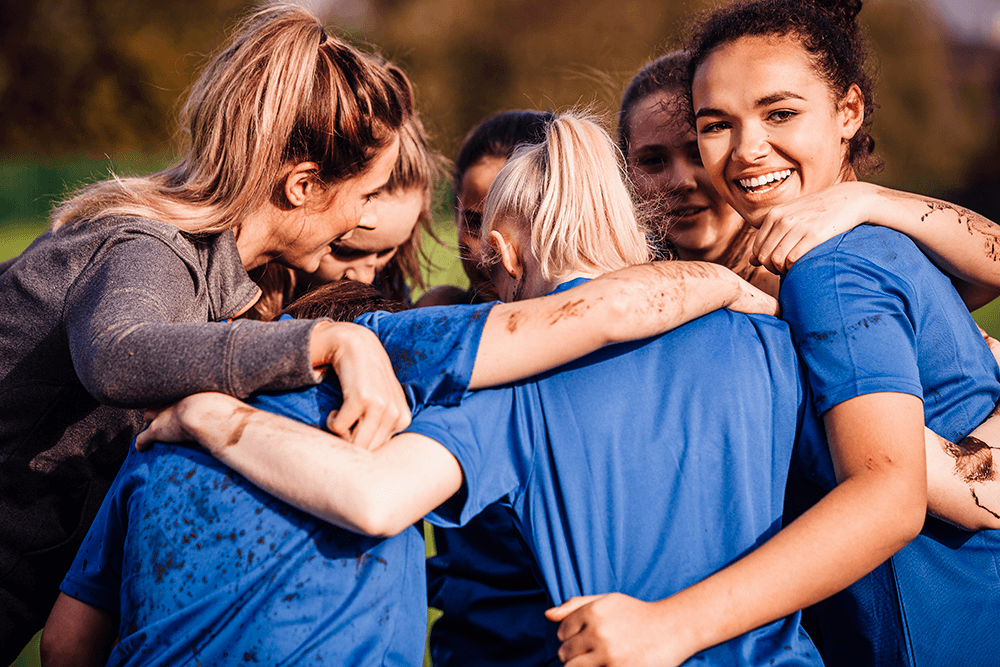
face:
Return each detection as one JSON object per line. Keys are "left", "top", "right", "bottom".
{"left": 276, "top": 133, "right": 401, "bottom": 273}
{"left": 306, "top": 188, "right": 422, "bottom": 285}
{"left": 627, "top": 89, "right": 746, "bottom": 261}
{"left": 456, "top": 155, "right": 506, "bottom": 298}
{"left": 691, "top": 35, "right": 862, "bottom": 227}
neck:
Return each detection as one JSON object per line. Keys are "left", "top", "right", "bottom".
{"left": 234, "top": 206, "right": 279, "bottom": 271}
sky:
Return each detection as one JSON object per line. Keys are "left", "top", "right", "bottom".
{"left": 929, "top": 0, "right": 1000, "bottom": 42}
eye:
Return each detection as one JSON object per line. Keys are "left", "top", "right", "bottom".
{"left": 634, "top": 155, "right": 667, "bottom": 172}
{"left": 698, "top": 120, "right": 730, "bottom": 135}
{"left": 767, "top": 109, "right": 797, "bottom": 123}
{"left": 364, "top": 191, "right": 381, "bottom": 204}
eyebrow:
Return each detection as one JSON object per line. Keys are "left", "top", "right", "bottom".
{"left": 695, "top": 91, "right": 807, "bottom": 119}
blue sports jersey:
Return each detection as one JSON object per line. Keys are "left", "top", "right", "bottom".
{"left": 60, "top": 303, "right": 494, "bottom": 666}
{"left": 408, "top": 280, "right": 826, "bottom": 667}
{"left": 781, "top": 225, "right": 1000, "bottom": 667}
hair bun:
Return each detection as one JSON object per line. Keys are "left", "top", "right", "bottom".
{"left": 810, "top": 0, "right": 863, "bottom": 33}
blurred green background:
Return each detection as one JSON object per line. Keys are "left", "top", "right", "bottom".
{"left": 4, "top": 0, "right": 1000, "bottom": 663}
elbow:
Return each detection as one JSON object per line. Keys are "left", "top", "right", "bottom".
{"left": 340, "top": 491, "right": 416, "bottom": 539}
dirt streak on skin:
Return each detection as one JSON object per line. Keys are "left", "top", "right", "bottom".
{"left": 548, "top": 299, "right": 588, "bottom": 326}
{"left": 916, "top": 199, "right": 1000, "bottom": 262}
{"left": 505, "top": 310, "right": 524, "bottom": 334}
{"left": 945, "top": 435, "right": 998, "bottom": 484}
{"left": 971, "top": 488, "right": 1000, "bottom": 520}
{"left": 225, "top": 406, "right": 257, "bottom": 448}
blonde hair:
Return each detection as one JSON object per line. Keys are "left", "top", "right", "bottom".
{"left": 52, "top": 4, "right": 412, "bottom": 234}
{"left": 481, "top": 113, "right": 650, "bottom": 281}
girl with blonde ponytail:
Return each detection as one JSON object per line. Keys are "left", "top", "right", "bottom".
{"left": 132, "top": 111, "right": 825, "bottom": 667}
{"left": 0, "top": 5, "right": 415, "bottom": 655}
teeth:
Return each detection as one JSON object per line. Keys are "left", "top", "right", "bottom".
{"left": 738, "top": 169, "right": 791, "bottom": 192}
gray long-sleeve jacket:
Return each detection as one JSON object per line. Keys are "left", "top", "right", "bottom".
{"left": 0, "top": 215, "right": 322, "bottom": 633}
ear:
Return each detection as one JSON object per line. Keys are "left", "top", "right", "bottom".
{"left": 284, "top": 162, "right": 322, "bottom": 208}
{"left": 838, "top": 84, "right": 865, "bottom": 142}
{"left": 488, "top": 229, "right": 523, "bottom": 280}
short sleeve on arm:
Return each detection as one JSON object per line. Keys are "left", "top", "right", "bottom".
{"left": 404, "top": 385, "right": 523, "bottom": 527}
{"left": 59, "top": 452, "right": 143, "bottom": 613}
{"left": 780, "top": 241, "right": 923, "bottom": 415}
{"left": 357, "top": 303, "right": 495, "bottom": 407}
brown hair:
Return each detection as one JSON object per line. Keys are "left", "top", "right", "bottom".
{"left": 618, "top": 51, "right": 690, "bottom": 160}
{"left": 282, "top": 280, "right": 406, "bottom": 321}
{"left": 52, "top": 4, "right": 412, "bottom": 233}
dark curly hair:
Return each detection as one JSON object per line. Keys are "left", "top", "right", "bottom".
{"left": 685, "top": 0, "right": 880, "bottom": 174}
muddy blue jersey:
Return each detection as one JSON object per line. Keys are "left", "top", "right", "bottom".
{"left": 60, "top": 303, "right": 495, "bottom": 666}
{"left": 408, "top": 280, "right": 825, "bottom": 667}
{"left": 781, "top": 225, "right": 1000, "bottom": 667}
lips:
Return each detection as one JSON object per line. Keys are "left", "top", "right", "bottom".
{"left": 735, "top": 169, "right": 792, "bottom": 194}
{"left": 667, "top": 204, "right": 709, "bottom": 219}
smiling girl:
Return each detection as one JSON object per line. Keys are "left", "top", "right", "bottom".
{"left": 549, "top": 1, "right": 1000, "bottom": 665}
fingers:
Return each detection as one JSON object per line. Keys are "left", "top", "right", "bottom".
{"left": 546, "top": 595, "right": 602, "bottom": 623}
{"left": 558, "top": 631, "right": 597, "bottom": 666}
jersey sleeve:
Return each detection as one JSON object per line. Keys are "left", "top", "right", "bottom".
{"left": 59, "top": 451, "right": 144, "bottom": 613}
{"left": 404, "top": 385, "right": 524, "bottom": 527}
{"left": 64, "top": 234, "right": 320, "bottom": 407}
{"left": 357, "top": 303, "right": 495, "bottom": 408}
{"left": 780, "top": 236, "right": 923, "bottom": 415}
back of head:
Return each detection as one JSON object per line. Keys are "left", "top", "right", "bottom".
{"left": 685, "top": 0, "right": 877, "bottom": 172}
{"left": 53, "top": 3, "right": 413, "bottom": 232}
{"left": 618, "top": 51, "right": 691, "bottom": 158}
{"left": 482, "top": 113, "right": 651, "bottom": 281}
{"left": 282, "top": 280, "right": 406, "bottom": 321}
{"left": 453, "top": 110, "right": 556, "bottom": 205}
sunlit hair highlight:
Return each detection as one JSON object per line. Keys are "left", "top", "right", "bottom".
{"left": 482, "top": 113, "right": 650, "bottom": 281}
{"left": 52, "top": 3, "right": 412, "bottom": 233}
{"left": 618, "top": 51, "right": 690, "bottom": 159}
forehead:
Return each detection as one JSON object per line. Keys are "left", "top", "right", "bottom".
{"left": 629, "top": 89, "right": 692, "bottom": 149}
{"left": 692, "top": 35, "right": 829, "bottom": 110}
{"left": 459, "top": 156, "right": 506, "bottom": 207}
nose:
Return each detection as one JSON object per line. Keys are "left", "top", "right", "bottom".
{"left": 357, "top": 202, "right": 378, "bottom": 231}
{"left": 665, "top": 156, "right": 697, "bottom": 192}
{"left": 346, "top": 258, "right": 377, "bottom": 285}
{"left": 731, "top": 124, "right": 770, "bottom": 165}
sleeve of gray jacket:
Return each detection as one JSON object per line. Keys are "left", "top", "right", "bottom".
{"left": 64, "top": 235, "right": 321, "bottom": 407}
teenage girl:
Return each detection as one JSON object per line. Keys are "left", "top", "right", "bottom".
{"left": 619, "top": 50, "right": 1000, "bottom": 309}
{"left": 551, "top": 2, "right": 1000, "bottom": 665}
{"left": 0, "top": 5, "right": 415, "bottom": 656}
{"left": 419, "top": 109, "right": 563, "bottom": 667}
{"left": 136, "top": 112, "right": 839, "bottom": 667}
{"left": 417, "top": 110, "right": 555, "bottom": 307}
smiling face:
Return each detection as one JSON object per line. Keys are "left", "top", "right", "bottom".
{"left": 627, "top": 88, "right": 746, "bottom": 261}
{"left": 691, "top": 35, "right": 863, "bottom": 227}
{"left": 308, "top": 188, "right": 422, "bottom": 285}
{"left": 275, "top": 134, "right": 401, "bottom": 273}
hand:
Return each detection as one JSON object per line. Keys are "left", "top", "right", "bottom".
{"left": 727, "top": 278, "right": 780, "bottom": 317}
{"left": 545, "top": 593, "right": 692, "bottom": 667}
{"left": 751, "top": 181, "right": 878, "bottom": 274}
{"left": 311, "top": 322, "right": 411, "bottom": 450}
{"left": 135, "top": 392, "right": 243, "bottom": 452}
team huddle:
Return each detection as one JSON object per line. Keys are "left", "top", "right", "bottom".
{"left": 3, "top": 1, "right": 1000, "bottom": 666}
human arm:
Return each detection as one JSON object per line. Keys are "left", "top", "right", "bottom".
{"left": 926, "top": 408, "right": 1000, "bottom": 531}
{"left": 750, "top": 181, "right": 1000, "bottom": 309}
{"left": 40, "top": 594, "right": 117, "bottom": 667}
{"left": 135, "top": 392, "right": 460, "bottom": 537}
{"left": 547, "top": 392, "right": 927, "bottom": 667}
{"left": 469, "top": 260, "right": 777, "bottom": 388}
{"left": 66, "top": 231, "right": 407, "bottom": 447}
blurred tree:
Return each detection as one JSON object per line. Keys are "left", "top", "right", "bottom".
{"left": 0, "top": 0, "right": 252, "bottom": 156}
